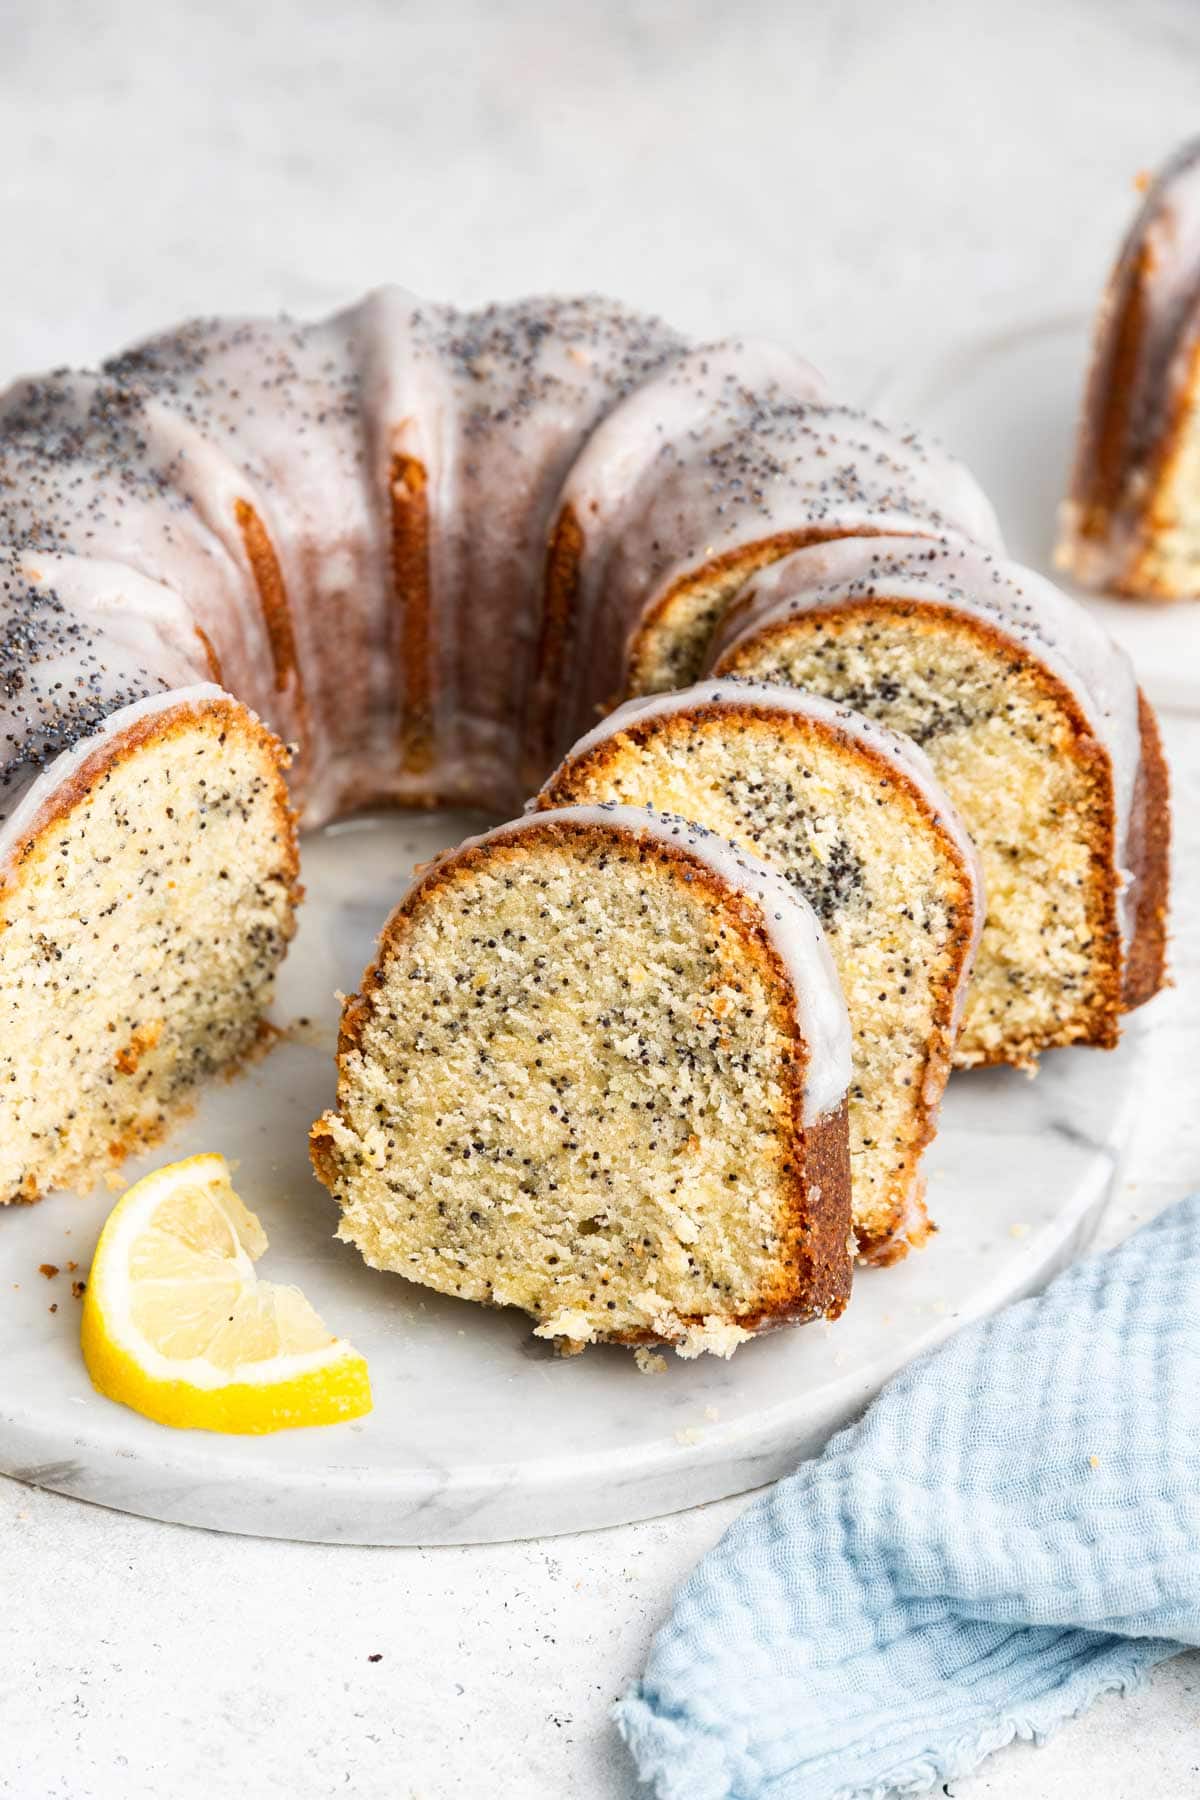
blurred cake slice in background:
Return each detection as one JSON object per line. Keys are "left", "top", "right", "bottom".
{"left": 1060, "top": 137, "right": 1200, "bottom": 598}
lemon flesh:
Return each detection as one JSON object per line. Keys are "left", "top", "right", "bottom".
{"left": 81, "top": 1153, "right": 372, "bottom": 1434}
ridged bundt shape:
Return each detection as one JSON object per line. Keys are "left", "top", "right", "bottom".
{"left": 0, "top": 288, "right": 1001, "bottom": 1206}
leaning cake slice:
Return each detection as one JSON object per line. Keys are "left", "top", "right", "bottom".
{"left": 1058, "top": 137, "right": 1200, "bottom": 599}
{"left": 310, "top": 805, "right": 852, "bottom": 1357}
{"left": 538, "top": 683, "right": 982, "bottom": 1263}
{"left": 709, "top": 536, "right": 1170, "bottom": 1069}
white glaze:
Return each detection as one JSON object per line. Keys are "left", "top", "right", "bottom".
{"left": 540, "top": 677, "right": 986, "bottom": 1036}
{"left": 418, "top": 801, "right": 853, "bottom": 1126}
{"left": 1062, "top": 137, "right": 1200, "bottom": 587}
{"left": 541, "top": 340, "right": 830, "bottom": 753}
{"left": 0, "top": 684, "right": 229, "bottom": 870}
{"left": 0, "top": 293, "right": 1002, "bottom": 843}
{"left": 0, "top": 550, "right": 217, "bottom": 839}
{"left": 876, "top": 309, "right": 1200, "bottom": 716}
{"left": 710, "top": 536, "right": 1144, "bottom": 942}
{"left": 2, "top": 17, "right": 1198, "bottom": 1790}
{"left": 563, "top": 393, "right": 1003, "bottom": 755}
{"left": 0, "top": 806, "right": 1146, "bottom": 1546}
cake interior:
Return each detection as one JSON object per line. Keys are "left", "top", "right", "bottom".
{"left": 716, "top": 607, "right": 1120, "bottom": 1065}
{"left": 312, "top": 831, "right": 816, "bottom": 1354}
{"left": 1127, "top": 340, "right": 1200, "bottom": 597}
{"left": 627, "top": 546, "right": 803, "bottom": 698}
{"left": 542, "top": 711, "right": 971, "bottom": 1253}
{"left": 0, "top": 703, "right": 298, "bottom": 1204}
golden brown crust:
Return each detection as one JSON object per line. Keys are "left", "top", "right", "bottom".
{"left": 235, "top": 496, "right": 314, "bottom": 810}
{"left": 1125, "top": 337, "right": 1200, "bottom": 597}
{"left": 1063, "top": 144, "right": 1200, "bottom": 597}
{"left": 311, "top": 814, "right": 853, "bottom": 1334}
{"left": 624, "top": 525, "right": 905, "bottom": 695}
{"left": 714, "top": 598, "right": 1131, "bottom": 1063}
{"left": 193, "top": 625, "right": 224, "bottom": 685}
{"left": 1069, "top": 240, "right": 1156, "bottom": 551}
{"left": 112, "top": 1018, "right": 164, "bottom": 1077}
{"left": 390, "top": 452, "right": 436, "bottom": 776}
{"left": 537, "top": 696, "right": 979, "bottom": 1262}
{"left": 527, "top": 516, "right": 916, "bottom": 772}
{"left": 763, "top": 1095, "right": 852, "bottom": 1327}
{"left": 1123, "top": 688, "right": 1171, "bottom": 1009}
{"left": 0, "top": 696, "right": 301, "bottom": 1205}
{"left": 1082, "top": 338, "right": 1200, "bottom": 599}
{"left": 589, "top": 1101, "right": 852, "bottom": 1345}
{"left": 235, "top": 499, "right": 303, "bottom": 700}
{"left": 1, "top": 693, "right": 298, "bottom": 893}
{"left": 526, "top": 503, "right": 585, "bottom": 777}
{"left": 306, "top": 1117, "right": 340, "bottom": 1193}
{"left": 849, "top": 759, "right": 976, "bottom": 1260}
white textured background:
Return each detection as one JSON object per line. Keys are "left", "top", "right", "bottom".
{"left": 2, "top": 3, "right": 1199, "bottom": 1796}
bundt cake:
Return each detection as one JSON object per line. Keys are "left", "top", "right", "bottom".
{"left": 536, "top": 682, "right": 982, "bottom": 1264}
{"left": 533, "top": 357, "right": 1003, "bottom": 769}
{"left": 709, "top": 537, "right": 1170, "bottom": 1068}
{"left": 0, "top": 288, "right": 999, "bottom": 1208}
{"left": 1060, "top": 137, "right": 1200, "bottom": 599}
{"left": 309, "top": 806, "right": 853, "bottom": 1356}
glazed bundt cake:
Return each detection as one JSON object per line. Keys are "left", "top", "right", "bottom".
{"left": 536, "top": 682, "right": 982, "bottom": 1264}
{"left": 309, "top": 806, "right": 853, "bottom": 1356}
{"left": 533, "top": 355, "right": 1003, "bottom": 769}
{"left": 1060, "top": 137, "right": 1200, "bottom": 599}
{"left": 0, "top": 287, "right": 999, "bottom": 1207}
{"left": 709, "top": 537, "right": 1170, "bottom": 1068}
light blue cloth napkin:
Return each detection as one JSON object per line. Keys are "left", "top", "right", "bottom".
{"left": 617, "top": 1196, "right": 1200, "bottom": 1800}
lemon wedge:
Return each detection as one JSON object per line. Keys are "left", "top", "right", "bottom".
{"left": 81, "top": 1153, "right": 372, "bottom": 1433}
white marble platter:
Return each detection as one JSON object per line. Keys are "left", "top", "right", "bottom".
{"left": 0, "top": 811, "right": 1142, "bottom": 1546}
{"left": 874, "top": 312, "right": 1200, "bottom": 717}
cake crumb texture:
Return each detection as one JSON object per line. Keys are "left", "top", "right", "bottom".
{"left": 0, "top": 700, "right": 298, "bottom": 1204}
{"left": 311, "top": 819, "right": 851, "bottom": 1352}
{"left": 717, "top": 606, "right": 1128, "bottom": 1067}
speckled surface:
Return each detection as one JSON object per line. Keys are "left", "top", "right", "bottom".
{"left": 2, "top": 1, "right": 1200, "bottom": 1795}
{"left": 0, "top": 808, "right": 1138, "bottom": 1546}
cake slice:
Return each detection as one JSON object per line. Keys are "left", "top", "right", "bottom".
{"left": 537, "top": 370, "right": 1001, "bottom": 766}
{"left": 0, "top": 687, "right": 299, "bottom": 1204}
{"left": 538, "top": 684, "right": 982, "bottom": 1263}
{"left": 526, "top": 341, "right": 830, "bottom": 773}
{"left": 1059, "top": 137, "right": 1200, "bottom": 598}
{"left": 310, "top": 805, "right": 853, "bottom": 1357}
{"left": 709, "top": 537, "right": 1170, "bottom": 1069}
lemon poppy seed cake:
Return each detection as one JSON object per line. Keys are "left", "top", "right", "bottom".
{"left": 537, "top": 682, "right": 983, "bottom": 1264}
{"left": 0, "top": 287, "right": 1001, "bottom": 1207}
{"left": 709, "top": 537, "right": 1170, "bottom": 1068}
{"left": 309, "top": 806, "right": 853, "bottom": 1356}
{"left": 0, "top": 673, "right": 299, "bottom": 1206}
{"left": 1059, "top": 137, "right": 1200, "bottom": 599}
{"left": 532, "top": 352, "right": 1002, "bottom": 770}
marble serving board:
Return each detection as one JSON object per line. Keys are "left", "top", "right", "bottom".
{"left": 0, "top": 811, "right": 1142, "bottom": 1546}
{"left": 875, "top": 312, "right": 1200, "bottom": 718}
